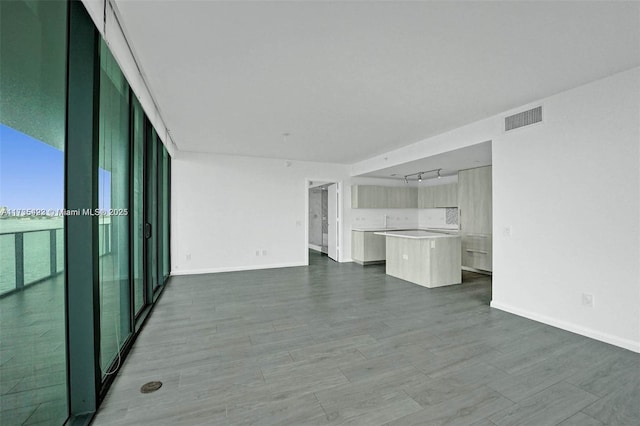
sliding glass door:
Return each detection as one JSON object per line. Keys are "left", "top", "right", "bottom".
{"left": 131, "top": 97, "right": 145, "bottom": 316}
{"left": 97, "top": 39, "right": 132, "bottom": 378}
{"left": 0, "top": 1, "right": 68, "bottom": 424}
{"left": 145, "top": 128, "right": 159, "bottom": 295}
{"left": 1, "top": 2, "right": 172, "bottom": 422}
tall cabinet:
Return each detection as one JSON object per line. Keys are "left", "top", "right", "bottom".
{"left": 458, "top": 166, "right": 492, "bottom": 272}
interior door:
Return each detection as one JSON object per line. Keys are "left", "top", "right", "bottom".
{"left": 327, "top": 183, "right": 338, "bottom": 261}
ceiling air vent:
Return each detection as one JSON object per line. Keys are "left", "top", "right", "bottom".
{"left": 505, "top": 106, "right": 542, "bottom": 131}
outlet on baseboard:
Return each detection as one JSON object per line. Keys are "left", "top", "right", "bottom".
{"left": 582, "top": 293, "right": 594, "bottom": 308}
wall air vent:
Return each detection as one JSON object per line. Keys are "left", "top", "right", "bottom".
{"left": 505, "top": 106, "right": 542, "bottom": 131}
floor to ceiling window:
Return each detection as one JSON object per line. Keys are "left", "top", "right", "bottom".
{"left": 98, "top": 39, "right": 132, "bottom": 378}
{"left": 132, "top": 97, "right": 145, "bottom": 316}
{"left": 1, "top": 1, "right": 171, "bottom": 424}
{"left": 0, "top": 0, "right": 68, "bottom": 424}
{"left": 146, "top": 128, "right": 159, "bottom": 292}
{"left": 161, "top": 147, "right": 170, "bottom": 281}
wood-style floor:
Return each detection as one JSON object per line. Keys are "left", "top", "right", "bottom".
{"left": 93, "top": 251, "right": 639, "bottom": 426}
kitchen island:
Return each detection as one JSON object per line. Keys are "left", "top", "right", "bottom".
{"left": 374, "top": 230, "right": 461, "bottom": 288}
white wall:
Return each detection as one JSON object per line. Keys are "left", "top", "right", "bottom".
{"left": 171, "top": 152, "right": 350, "bottom": 274}
{"left": 491, "top": 68, "right": 640, "bottom": 352}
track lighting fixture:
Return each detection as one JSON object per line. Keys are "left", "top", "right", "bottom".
{"left": 402, "top": 168, "right": 443, "bottom": 183}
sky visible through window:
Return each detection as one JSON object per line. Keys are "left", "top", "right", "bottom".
{"left": 0, "top": 123, "right": 111, "bottom": 212}
{"left": 0, "top": 123, "right": 64, "bottom": 211}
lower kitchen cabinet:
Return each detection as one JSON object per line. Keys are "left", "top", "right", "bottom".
{"left": 461, "top": 234, "right": 492, "bottom": 271}
{"left": 352, "top": 231, "right": 386, "bottom": 265}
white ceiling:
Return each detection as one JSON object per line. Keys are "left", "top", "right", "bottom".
{"left": 361, "top": 140, "right": 492, "bottom": 180}
{"left": 115, "top": 0, "right": 640, "bottom": 165}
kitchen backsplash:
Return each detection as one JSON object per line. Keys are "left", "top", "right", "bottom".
{"left": 350, "top": 208, "right": 459, "bottom": 230}
{"left": 445, "top": 208, "right": 459, "bottom": 226}
{"left": 418, "top": 208, "right": 459, "bottom": 230}
{"left": 351, "top": 209, "right": 419, "bottom": 229}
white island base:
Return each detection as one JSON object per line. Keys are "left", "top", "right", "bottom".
{"left": 375, "top": 231, "right": 461, "bottom": 288}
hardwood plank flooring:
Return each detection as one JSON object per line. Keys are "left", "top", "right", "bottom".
{"left": 93, "top": 251, "right": 640, "bottom": 426}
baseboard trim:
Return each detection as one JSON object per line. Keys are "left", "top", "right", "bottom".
{"left": 308, "top": 244, "right": 322, "bottom": 252}
{"left": 490, "top": 301, "right": 640, "bottom": 353}
{"left": 171, "top": 262, "right": 307, "bottom": 276}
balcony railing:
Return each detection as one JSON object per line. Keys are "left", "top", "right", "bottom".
{"left": 0, "top": 224, "right": 112, "bottom": 297}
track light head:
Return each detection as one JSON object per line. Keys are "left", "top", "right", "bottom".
{"left": 418, "top": 174, "right": 422, "bottom": 182}
{"left": 437, "top": 169, "right": 442, "bottom": 179}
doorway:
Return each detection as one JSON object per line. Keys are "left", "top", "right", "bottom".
{"left": 307, "top": 181, "right": 339, "bottom": 263}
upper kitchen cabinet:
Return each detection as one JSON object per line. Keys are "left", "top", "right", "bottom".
{"left": 458, "top": 166, "right": 492, "bottom": 235}
{"left": 387, "top": 187, "right": 417, "bottom": 208}
{"left": 433, "top": 183, "right": 458, "bottom": 207}
{"left": 352, "top": 185, "right": 386, "bottom": 208}
{"left": 418, "top": 186, "right": 435, "bottom": 208}
{"left": 351, "top": 185, "right": 417, "bottom": 208}
{"left": 418, "top": 183, "right": 458, "bottom": 208}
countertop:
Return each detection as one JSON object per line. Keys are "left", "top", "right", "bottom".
{"left": 352, "top": 227, "right": 458, "bottom": 233}
{"left": 352, "top": 227, "right": 411, "bottom": 232}
{"left": 374, "top": 230, "right": 460, "bottom": 239}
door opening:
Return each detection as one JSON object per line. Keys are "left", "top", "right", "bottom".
{"left": 307, "top": 181, "right": 339, "bottom": 263}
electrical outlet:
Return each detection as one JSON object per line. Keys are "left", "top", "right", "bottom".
{"left": 402, "top": 254, "right": 408, "bottom": 260}
{"left": 262, "top": 250, "right": 267, "bottom": 256}
{"left": 582, "top": 293, "right": 594, "bottom": 308}
{"left": 186, "top": 253, "right": 191, "bottom": 261}
{"left": 255, "top": 250, "right": 260, "bottom": 256}
{"left": 504, "top": 226, "right": 512, "bottom": 237}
